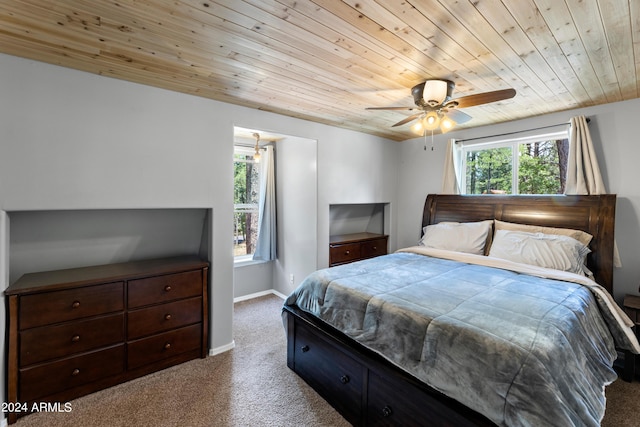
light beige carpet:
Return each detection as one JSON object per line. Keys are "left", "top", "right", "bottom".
{"left": 13, "top": 294, "right": 637, "bottom": 426}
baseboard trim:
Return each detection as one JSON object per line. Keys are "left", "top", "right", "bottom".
{"left": 209, "top": 290, "right": 286, "bottom": 357}
{"left": 209, "top": 340, "right": 235, "bottom": 357}
{"left": 234, "top": 289, "right": 286, "bottom": 303}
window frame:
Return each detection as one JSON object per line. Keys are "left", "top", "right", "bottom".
{"left": 459, "top": 130, "right": 569, "bottom": 195}
{"left": 233, "top": 145, "right": 262, "bottom": 262}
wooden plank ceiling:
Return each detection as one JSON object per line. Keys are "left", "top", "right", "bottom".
{"left": 1, "top": 0, "right": 638, "bottom": 141}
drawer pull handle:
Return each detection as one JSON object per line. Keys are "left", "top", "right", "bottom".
{"left": 71, "top": 301, "right": 81, "bottom": 309}
{"left": 382, "top": 406, "right": 393, "bottom": 417}
{"left": 71, "top": 335, "right": 81, "bottom": 342}
{"left": 164, "top": 343, "right": 171, "bottom": 350}
{"left": 165, "top": 313, "right": 172, "bottom": 320}
{"left": 301, "top": 345, "right": 310, "bottom": 353}
{"left": 71, "top": 368, "right": 80, "bottom": 376}
{"left": 340, "top": 375, "right": 350, "bottom": 384}
{"left": 345, "top": 250, "right": 350, "bottom": 255}
{"left": 373, "top": 246, "right": 377, "bottom": 250}
{"left": 164, "top": 285, "right": 172, "bottom": 292}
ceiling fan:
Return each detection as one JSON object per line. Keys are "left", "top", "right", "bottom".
{"left": 366, "top": 79, "right": 516, "bottom": 134}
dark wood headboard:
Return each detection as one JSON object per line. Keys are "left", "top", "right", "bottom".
{"left": 422, "top": 194, "right": 617, "bottom": 294}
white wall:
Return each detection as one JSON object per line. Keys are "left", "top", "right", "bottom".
{"left": 0, "top": 53, "right": 399, "bottom": 415}
{"left": 397, "top": 98, "right": 640, "bottom": 302}
{"left": 317, "top": 128, "right": 400, "bottom": 266}
{"left": 274, "top": 135, "right": 318, "bottom": 296}
{"left": 0, "top": 54, "right": 236, "bottom": 362}
{"left": 8, "top": 209, "right": 209, "bottom": 284}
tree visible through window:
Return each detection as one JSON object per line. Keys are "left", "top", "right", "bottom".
{"left": 234, "top": 147, "right": 260, "bottom": 258}
{"left": 463, "top": 132, "right": 569, "bottom": 195}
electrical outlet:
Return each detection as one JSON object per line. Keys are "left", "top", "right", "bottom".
{"left": 289, "top": 274, "right": 294, "bottom": 284}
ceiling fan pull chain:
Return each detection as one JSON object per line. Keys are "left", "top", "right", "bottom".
{"left": 423, "top": 130, "right": 435, "bottom": 151}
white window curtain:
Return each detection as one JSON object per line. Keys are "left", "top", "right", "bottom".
{"left": 253, "top": 145, "right": 277, "bottom": 261}
{"left": 565, "top": 115, "right": 621, "bottom": 267}
{"left": 441, "top": 138, "right": 462, "bottom": 194}
{"left": 565, "top": 115, "right": 606, "bottom": 195}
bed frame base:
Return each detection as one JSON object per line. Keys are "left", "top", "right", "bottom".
{"left": 284, "top": 305, "right": 496, "bottom": 427}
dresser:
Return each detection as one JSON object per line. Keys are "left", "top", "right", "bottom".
{"left": 329, "top": 232, "right": 388, "bottom": 267}
{"left": 5, "top": 256, "right": 209, "bottom": 424}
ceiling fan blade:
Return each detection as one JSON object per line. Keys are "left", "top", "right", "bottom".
{"left": 446, "top": 109, "right": 472, "bottom": 124}
{"left": 392, "top": 112, "right": 423, "bottom": 127}
{"left": 454, "top": 88, "right": 516, "bottom": 108}
{"left": 365, "top": 106, "right": 415, "bottom": 111}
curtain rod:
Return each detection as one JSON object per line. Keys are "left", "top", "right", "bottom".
{"left": 233, "top": 141, "right": 275, "bottom": 149}
{"left": 455, "top": 117, "right": 590, "bottom": 143}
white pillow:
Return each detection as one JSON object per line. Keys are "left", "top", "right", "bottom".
{"left": 493, "top": 219, "right": 593, "bottom": 246}
{"left": 420, "top": 220, "right": 493, "bottom": 255}
{"left": 488, "top": 229, "right": 591, "bottom": 275}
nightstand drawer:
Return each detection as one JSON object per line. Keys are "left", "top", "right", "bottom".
{"left": 19, "top": 345, "right": 125, "bottom": 402}
{"left": 20, "top": 313, "right": 124, "bottom": 366}
{"left": 329, "top": 233, "right": 389, "bottom": 267}
{"left": 127, "top": 297, "right": 202, "bottom": 339}
{"left": 361, "top": 238, "right": 387, "bottom": 258}
{"left": 329, "top": 243, "right": 362, "bottom": 265}
{"left": 128, "top": 270, "right": 202, "bottom": 308}
{"left": 127, "top": 324, "right": 202, "bottom": 370}
{"left": 19, "top": 282, "right": 124, "bottom": 329}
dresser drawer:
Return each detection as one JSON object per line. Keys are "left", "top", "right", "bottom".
{"left": 19, "top": 282, "right": 124, "bottom": 329}
{"left": 127, "top": 297, "right": 202, "bottom": 339}
{"left": 329, "top": 243, "right": 362, "bottom": 265}
{"left": 294, "top": 323, "right": 363, "bottom": 424}
{"left": 128, "top": 270, "right": 202, "bottom": 308}
{"left": 19, "top": 345, "right": 125, "bottom": 402}
{"left": 361, "top": 237, "right": 387, "bottom": 259}
{"left": 20, "top": 313, "right": 124, "bottom": 366}
{"left": 127, "top": 324, "right": 201, "bottom": 370}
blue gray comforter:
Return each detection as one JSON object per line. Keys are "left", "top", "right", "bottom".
{"left": 284, "top": 249, "right": 634, "bottom": 427}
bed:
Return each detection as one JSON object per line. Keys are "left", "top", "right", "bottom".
{"left": 282, "top": 194, "right": 640, "bottom": 427}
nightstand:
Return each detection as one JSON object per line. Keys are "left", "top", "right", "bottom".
{"left": 621, "top": 294, "right": 640, "bottom": 381}
{"left": 329, "top": 233, "right": 388, "bottom": 267}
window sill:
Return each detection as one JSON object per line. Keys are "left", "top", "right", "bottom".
{"left": 234, "top": 256, "right": 271, "bottom": 267}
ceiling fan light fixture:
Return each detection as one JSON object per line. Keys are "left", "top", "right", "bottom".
{"left": 411, "top": 119, "right": 424, "bottom": 134}
{"left": 440, "top": 116, "right": 456, "bottom": 133}
{"left": 423, "top": 80, "right": 449, "bottom": 105}
{"left": 252, "top": 132, "right": 261, "bottom": 163}
{"left": 423, "top": 111, "right": 440, "bottom": 130}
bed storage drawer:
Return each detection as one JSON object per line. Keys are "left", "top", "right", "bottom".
{"left": 293, "top": 321, "right": 364, "bottom": 424}
{"left": 366, "top": 370, "right": 480, "bottom": 427}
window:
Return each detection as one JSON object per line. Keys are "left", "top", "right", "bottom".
{"left": 461, "top": 131, "right": 569, "bottom": 195}
{"left": 234, "top": 146, "right": 261, "bottom": 259}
